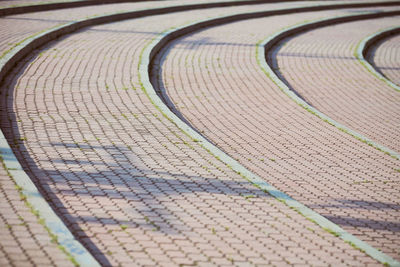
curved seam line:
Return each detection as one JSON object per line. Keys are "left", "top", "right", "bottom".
{"left": 138, "top": 7, "right": 400, "bottom": 267}
{"left": 356, "top": 25, "right": 400, "bottom": 92}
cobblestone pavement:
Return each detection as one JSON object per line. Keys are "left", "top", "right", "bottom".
{"left": 369, "top": 32, "right": 400, "bottom": 87}
{"left": 274, "top": 16, "right": 400, "bottom": 153}
{"left": 0, "top": 163, "right": 73, "bottom": 266}
{"left": 1, "top": 1, "right": 399, "bottom": 266}
{"left": 157, "top": 7, "right": 400, "bottom": 262}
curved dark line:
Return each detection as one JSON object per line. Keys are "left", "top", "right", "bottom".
{"left": 150, "top": 48, "right": 217, "bottom": 145}
{"left": 363, "top": 26, "right": 400, "bottom": 87}
{"left": 363, "top": 27, "right": 400, "bottom": 59}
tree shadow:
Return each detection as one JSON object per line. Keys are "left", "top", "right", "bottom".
{"left": 324, "top": 216, "right": 400, "bottom": 232}
{"left": 310, "top": 199, "right": 400, "bottom": 232}
{"left": 310, "top": 199, "right": 400, "bottom": 211}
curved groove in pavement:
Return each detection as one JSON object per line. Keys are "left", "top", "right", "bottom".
{"left": 3, "top": 1, "right": 400, "bottom": 266}
{"left": 144, "top": 6, "right": 400, "bottom": 266}
{"left": 357, "top": 26, "right": 400, "bottom": 91}
{"left": 262, "top": 11, "right": 400, "bottom": 159}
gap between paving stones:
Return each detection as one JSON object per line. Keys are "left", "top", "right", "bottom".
{"left": 259, "top": 10, "right": 400, "bottom": 160}
{"left": 356, "top": 25, "right": 400, "bottom": 92}
{"left": 139, "top": 6, "right": 400, "bottom": 267}
{"left": 1, "top": 1, "right": 399, "bottom": 266}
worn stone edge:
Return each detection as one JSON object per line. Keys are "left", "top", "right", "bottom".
{"left": 258, "top": 12, "right": 400, "bottom": 265}
{"left": 356, "top": 25, "right": 400, "bottom": 92}
{"left": 261, "top": 11, "right": 400, "bottom": 160}
{"left": 138, "top": 5, "right": 400, "bottom": 267}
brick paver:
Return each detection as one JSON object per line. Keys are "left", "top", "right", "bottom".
{"left": 0, "top": 1, "right": 388, "bottom": 266}
{"left": 157, "top": 7, "right": 400, "bottom": 262}
{"left": 274, "top": 16, "right": 400, "bottom": 153}
{"left": 369, "top": 31, "right": 400, "bottom": 87}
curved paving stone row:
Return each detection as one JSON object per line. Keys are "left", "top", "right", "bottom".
{"left": 156, "top": 6, "right": 400, "bottom": 262}
{"left": 273, "top": 16, "right": 400, "bottom": 153}
{"left": 369, "top": 31, "right": 400, "bottom": 87}
{"left": 1, "top": 1, "right": 385, "bottom": 266}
